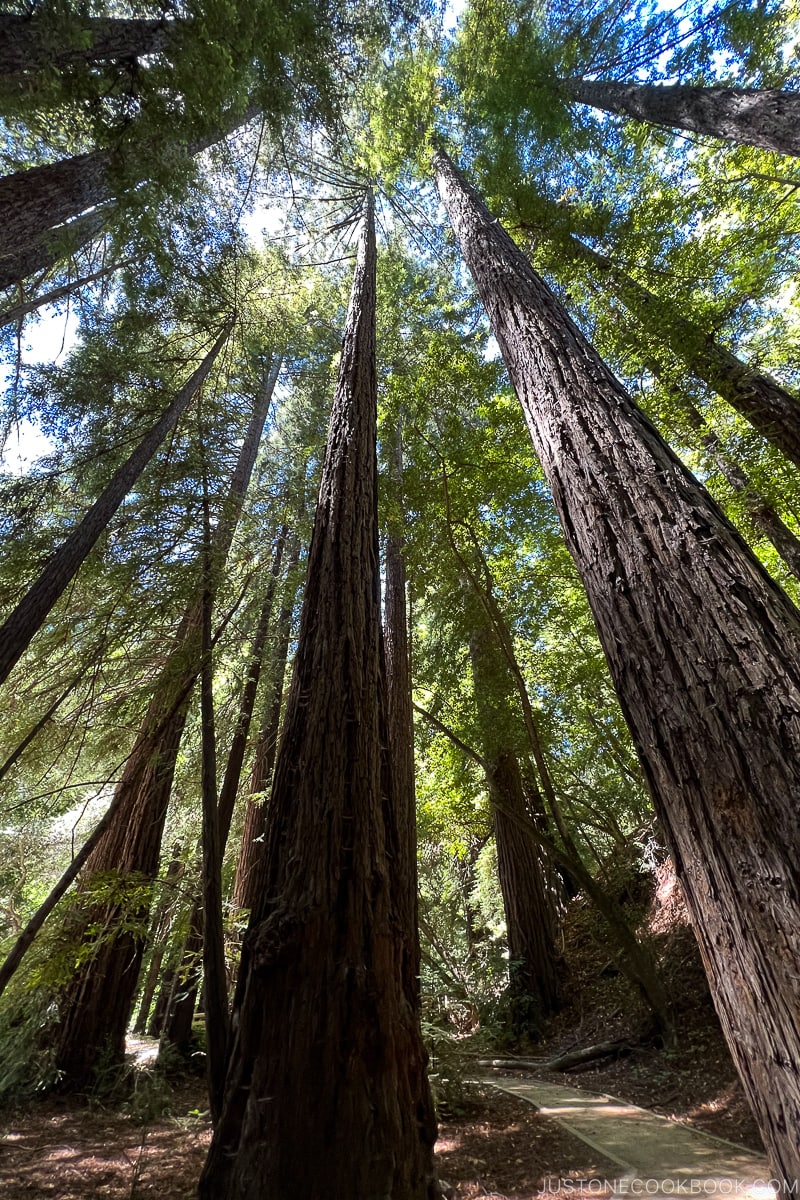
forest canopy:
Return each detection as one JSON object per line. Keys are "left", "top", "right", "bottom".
{"left": 2, "top": 0, "right": 800, "bottom": 1196}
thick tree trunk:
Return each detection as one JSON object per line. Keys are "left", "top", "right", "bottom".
{"left": 0, "top": 103, "right": 259, "bottom": 262}
{"left": 468, "top": 614, "right": 562, "bottom": 1018}
{"left": 551, "top": 232, "right": 800, "bottom": 470}
{"left": 199, "top": 194, "right": 438, "bottom": 1200}
{"left": 52, "top": 363, "right": 278, "bottom": 1090}
{"left": 436, "top": 147, "right": 800, "bottom": 1183}
{"left": 567, "top": 77, "right": 800, "bottom": 158}
{"left": 0, "top": 15, "right": 175, "bottom": 75}
{"left": 0, "top": 327, "right": 229, "bottom": 688}
{"left": 230, "top": 536, "right": 301, "bottom": 915}
{"left": 0, "top": 208, "right": 107, "bottom": 292}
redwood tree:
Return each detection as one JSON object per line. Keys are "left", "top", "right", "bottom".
{"left": 435, "top": 146, "right": 800, "bottom": 1181}
{"left": 52, "top": 361, "right": 279, "bottom": 1088}
{"left": 567, "top": 78, "right": 800, "bottom": 158}
{"left": 199, "top": 193, "right": 438, "bottom": 1200}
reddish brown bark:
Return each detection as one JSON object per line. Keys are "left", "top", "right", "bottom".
{"left": 436, "top": 147, "right": 800, "bottom": 1182}
{"left": 200, "top": 194, "right": 438, "bottom": 1200}
{"left": 52, "top": 363, "right": 279, "bottom": 1089}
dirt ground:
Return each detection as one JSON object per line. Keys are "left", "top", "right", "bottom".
{"left": 0, "top": 1079, "right": 617, "bottom": 1200}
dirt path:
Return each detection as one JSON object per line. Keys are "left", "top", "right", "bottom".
{"left": 485, "top": 1074, "right": 776, "bottom": 1199}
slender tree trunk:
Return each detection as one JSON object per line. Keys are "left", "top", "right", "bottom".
{"left": 0, "top": 327, "right": 229, "bottom": 688}
{"left": 51, "top": 362, "right": 279, "bottom": 1090}
{"left": 133, "top": 845, "right": 184, "bottom": 1035}
{"left": 436, "top": 147, "right": 800, "bottom": 1183}
{"left": 545, "top": 230, "right": 800, "bottom": 470}
{"left": 200, "top": 193, "right": 438, "bottom": 1200}
{"left": 468, "top": 613, "right": 562, "bottom": 1018}
{"left": 566, "top": 77, "right": 800, "bottom": 158}
{"left": 0, "top": 257, "right": 129, "bottom": 328}
{"left": 230, "top": 536, "right": 301, "bottom": 914}
{"left": 384, "top": 423, "right": 420, "bottom": 998}
{"left": 198, "top": 505, "right": 227, "bottom": 1123}
{"left": 0, "top": 208, "right": 107, "bottom": 292}
{"left": 0, "top": 103, "right": 259, "bottom": 262}
{"left": 159, "top": 532, "right": 287, "bottom": 1055}
{"left": 0, "top": 15, "right": 175, "bottom": 74}
{"left": 678, "top": 397, "right": 800, "bottom": 580}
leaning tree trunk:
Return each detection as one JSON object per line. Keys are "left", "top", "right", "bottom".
{"left": 52, "top": 362, "right": 279, "bottom": 1090}
{"left": 230, "top": 535, "right": 301, "bottom": 915}
{"left": 0, "top": 102, "right": 258, "bottom": 263}
{"left": 0, "top": 257, "right": 129, "bottom": 329}
{"left": 566, "top": 77, "right": 800, "bottom": 158}
{"left": 0, "top": 326, "right": 229, "bottom": 688}
{"left": 468, "top": 611, "right": 562, "bottom": 1018}
{"left": 435, "top": 146, "right": 800, "bottom": 1183}
{"left": 0, "top": 14, "right": 175, "bottom": 75}
{"left": 0, "top": 207, "right": 108, "bottom": 292}
{"left": 199, "top": 193, "right": 438, "bottom": 1200}
{"left": 133, "top": 844, "right": 184, "bottom": 1035}
{"left": 545, "top": 230, "right": 800, "bottom": 470}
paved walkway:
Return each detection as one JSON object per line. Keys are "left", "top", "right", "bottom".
{"left": 484, "top": 1073, "right": 778, "bottom": 1199}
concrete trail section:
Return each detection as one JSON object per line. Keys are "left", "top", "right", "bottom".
{"left": 483, "top": 1074, "right": 779, "bottom": 1200}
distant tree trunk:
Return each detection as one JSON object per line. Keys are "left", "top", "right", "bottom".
{"left": 566, "top": 77, "right": 800, "bottom": 158}
{"left": 541, "top": 230, "right": 800, "bottom": 470}
{"left": 133, "top": 845, "right": 184, "bottom": 1035}
{"left": 468, "top": 612, "right": 562, "bottom": 1018}
{"left": 384, "top": 423, "right": 420, "bottom": 994}
{"left": 0, "top": 103, "right": 258, "bottom": 262}
{"left": 199, "top": 193, "right": 438, "bottom": 1200}
{"left": 230, "top": 535, "right": 301, "bottom": 914}
{"left": 0, "top": 208, "right": 107, "bottom": 292}
{"left": 0, "top": 325, "right": 229, "bottom": 688}
{"left": 52, "top": 362, "right": 279, "bottom": 1090}
{"left": 159, "top": 531, "right": 287, "bottom": 1056}
{"left": 436, "top": 147, "right": 800, "bottom": 1184}
{"left": 0, "top": 257, "right": 129, "bottom": 328}
{"left": 198, "top": 502, "right": 227, "bottom": 1123}
{"left": 676, "top": 395, "right": 800, "bottom": 581}
{"left": 0, "top": 15, "right": 175, "bottom": 74}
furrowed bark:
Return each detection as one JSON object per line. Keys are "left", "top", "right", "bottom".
{"left": 0, "top": 208, "right": 108, "bottom": 292}
{"left": 200, "top": 193, "right": 438, "bottom": 1200}
{"left": 436, "top": 146, "right": 800, "bottom": 1182}
{"left": 567, "top": 77, "right": 800, "bottom": 158}
{"left": 0, "top": 326, "right": 230, "bottom": 688}
{"left": 51, "top": 361, "right": 278, "bottom": 1089}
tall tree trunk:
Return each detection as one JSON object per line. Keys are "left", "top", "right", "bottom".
{"left": 537, "top": 228, "right": 800, "bottom": 470}
{"left": 0, "top": 15, "right": 175, "bottom": 75}
{"left": 0, "top": 103, "right": 259, "bottom": 262}
{"left": 468, "top": 612, "right": 562, "bottom": 1019}
{"left": 198, "top": 498, "right": 227, "bottom": 1124}
{"left": 159, "top": 531, "right": 288, "bottom": 1056}
{"left": 384, "top": 423, "right": 420, "bottom": 998}
{"left": 0, "top": 208, "right": 107, "bottom": 292}
{"left": 230, "top": 536, "right": 301, "bottom": 914}
{"left": 133, "top": 845, "right": 184, "bottom": 1035}
{"left": 199, "top": 193, "right": 438, "bottom": 1200}
{"left": 0, "top": 327, "right": 229, "bottom": 688}
{"left": 0, "top": 257, "right": 129, "bottom": 328}
{"left": 435, "top": 147, "right": 800, "bottom": 1183}
{"left": 51, "top": 362, "right": 279, "bottom": 1090}
{"left": 566, "top": 78, "right": 800, "bottom": 158}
